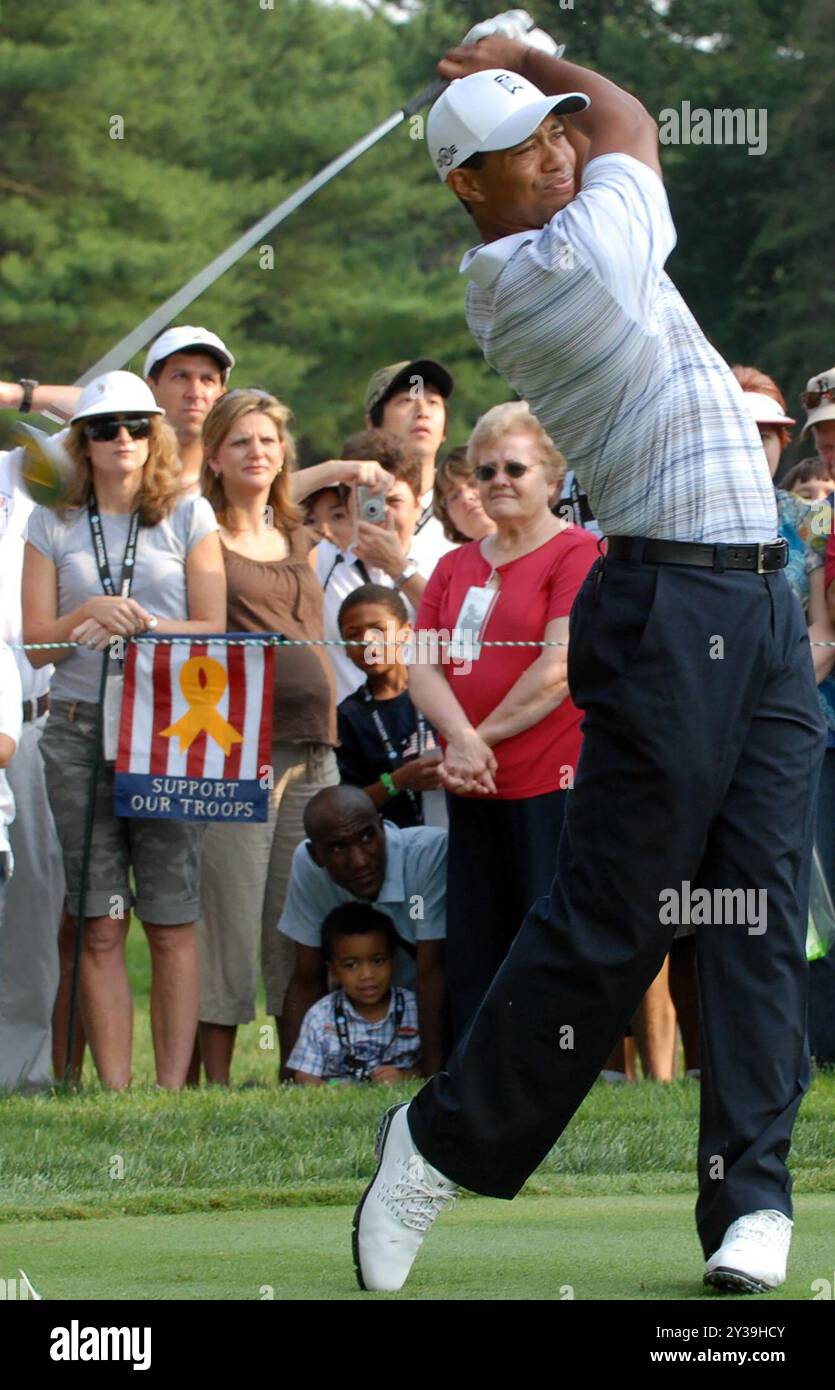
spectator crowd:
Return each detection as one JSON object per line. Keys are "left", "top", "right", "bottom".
{"left": 1, "top": 329, "right": 834, "bottom": 1091}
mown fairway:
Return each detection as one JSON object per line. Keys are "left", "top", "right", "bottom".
{"left": 2, "top": 928, "right": 833, "bottom": 1300}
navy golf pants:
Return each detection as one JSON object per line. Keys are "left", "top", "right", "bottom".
{"left": 408, "top": 550, "right": 826, "bottom": 1259}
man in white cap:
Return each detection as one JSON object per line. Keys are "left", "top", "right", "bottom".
{"left": 353, "top": 12, "right": 825, "bottom": 1297}
{"left": 800, "top": 368, "right": 835, "bottom": 479}
{"left": 141, "top": 326, "right": 234, "bottom": 492}
{"left": 0, "top": 325, "right": 235, "bottom": 496}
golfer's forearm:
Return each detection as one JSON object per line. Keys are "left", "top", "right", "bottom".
{"left": 520, "top": 48, "right": 655, "bottom": 141}
{"left": 408, "top": 663, "right": 473, "bottom": 740}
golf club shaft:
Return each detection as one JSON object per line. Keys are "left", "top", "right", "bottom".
{"left": 73, "top": 78, "right": 449, "bottom": 387}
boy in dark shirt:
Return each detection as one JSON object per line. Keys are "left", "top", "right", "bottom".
{"left": 337, "top": 585, "right": 444, "bottom": 829}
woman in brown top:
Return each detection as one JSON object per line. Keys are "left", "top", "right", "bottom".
{"left": 196, "top": 389, "right": 338, "bottom": 1083}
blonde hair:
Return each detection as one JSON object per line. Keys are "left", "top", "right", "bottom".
{"left": 62, "top": 416, "right": 181, "bottom": 525}
{"left": 200, "top": 390, "right": 302, "bottom": 529}
{"left": 467, "top": 401, "right": 567, "bottom": 490}
{"left": 433, "top": 446, "right": 476, "bottom": 543}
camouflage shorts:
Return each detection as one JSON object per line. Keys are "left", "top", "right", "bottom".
{"left": 40, "top": 703, "right": 204, "bottom": 924}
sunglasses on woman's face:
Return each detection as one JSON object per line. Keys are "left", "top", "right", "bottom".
{"left": 83, "top": 417, "right": 152, "bottom": 442}
{"left": 473, "top": 461, "right": 532, "bottom": 483}
{"left": 801, "top": 384, "right": 835, "bottom": 410}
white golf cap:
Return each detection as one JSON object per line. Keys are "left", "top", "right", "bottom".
{"left": 142, "top": 325, "right": 235, "bottom": 381}
{"left": 71, "top": 371, "right": 164, "bottom": 423}
{"left": 741, "top": 392, "right": 795, "bottom": 428}
{"left": 427, "top": 69, "right": 590, "bottom": 182}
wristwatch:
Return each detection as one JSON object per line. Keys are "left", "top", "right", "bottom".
{"left": 18, "top": 379, "right": 38, "bottom": 414}
{"left": 392, "top": 560, "right": 419, "bottom": 591}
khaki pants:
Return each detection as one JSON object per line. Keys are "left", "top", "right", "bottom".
{"left": 197, "top": 741, "right": 337, "bottom": 1023}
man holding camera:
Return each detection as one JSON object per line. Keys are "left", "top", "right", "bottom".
{"left": 353, "top": 12, "right": 825, "bottom": 1297}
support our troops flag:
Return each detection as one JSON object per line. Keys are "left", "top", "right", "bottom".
{"left": 115, "top": 635, "right": 274, "bottom": 822}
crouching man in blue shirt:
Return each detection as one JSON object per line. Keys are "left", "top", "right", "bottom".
{"left": 277, "top": 786, "right": 448, "bottom": 1079}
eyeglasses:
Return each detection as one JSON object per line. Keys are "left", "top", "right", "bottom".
{"left": 473, "top": 461, "right": 532, "bottom": 483}
{"left": 83, "top": 417, "right": 152, "bottom": 442}
{"left": 801, "top": 384, "right": 835, "bottom": 410}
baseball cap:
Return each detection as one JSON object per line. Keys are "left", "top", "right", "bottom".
{"left": 800, "top": 368, "right": 835, "bottom": 439}
{"left": 71, "top": 371, "right": 164, "bottom": 423}
{"left": 142, "top": 325, "right": 235, "bottom": 381}
{"left": 740, "top": 392, "right": 795, "bottom": 428}
{"left": 427, "top": 69, "right": 590, "bottom": 182}
{"left": 364, "top": 359, "right": 455, "bottom": 416}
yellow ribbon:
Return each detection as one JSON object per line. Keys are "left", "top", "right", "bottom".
{"left": 160, "top": 656, "right": 244, "bottom": 755}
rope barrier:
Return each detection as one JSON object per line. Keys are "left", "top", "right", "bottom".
{"left": 11, "top": 636, "right": 568, "bottom": 650}
{"left": 9, "top": 636, "right": 835, "bottom": 651}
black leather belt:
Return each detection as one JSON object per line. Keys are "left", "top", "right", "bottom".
{"left": 605, "top": 535, "right": 788, "bottom": 574}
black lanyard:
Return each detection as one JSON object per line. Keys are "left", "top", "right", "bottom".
{"left": 323, "top": 552, "right": 373, "bottom": 592}
{"left": 87, "top": 497, "right": 140, "bottom": 598}
{"left": 413, "top": 501, "right": 433, "bottom": 537}
{"left": 363, "top": 687, "right": 425, "bottom": 823}
{"left": 333, "top": 987, "right": 406, "bottom": 1082}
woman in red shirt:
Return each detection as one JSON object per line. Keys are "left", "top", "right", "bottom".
{"left": 410, "top": 402, "right": 599, "bottom": 1035}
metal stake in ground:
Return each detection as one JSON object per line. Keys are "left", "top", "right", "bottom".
{"left": 61, "top": 652, "right": 109, "bottom": 1089}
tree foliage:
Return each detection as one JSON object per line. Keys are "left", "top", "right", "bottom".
{"left": 0, "top": 0, "right": 829, "bottom": 460}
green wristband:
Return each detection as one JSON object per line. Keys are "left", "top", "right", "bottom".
{"left": 380, "top": 772, "right": 399, "bottom": 798}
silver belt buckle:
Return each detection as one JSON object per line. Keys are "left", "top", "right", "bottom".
{"left": 757, "top": 539, "right": 786, "bottom": 573}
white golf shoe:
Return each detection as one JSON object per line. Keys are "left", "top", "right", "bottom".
{"left": 352, "top": 1102, "right": 458, "bottom": 1292}
{"left": 704, "top": 1209, "right": 792, "bottom": 1293}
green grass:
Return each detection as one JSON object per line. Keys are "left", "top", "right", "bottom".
{"left": 4, "top": 1196, "right": 835, "bottom": 1301}
{"left": 2, "top": 924, "right": 834, "bottom": 1300}
{"left": 2, "top": 1076, "right": 835, "bottom": 1224}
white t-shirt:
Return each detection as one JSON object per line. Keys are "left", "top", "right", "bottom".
{"left": 26, "top": 496, "right": 218, "bottom": 704}
{"left": 316, "top": 540, "right": 415, "bottom": 705}
{"left": 0, "top": 447, "right": 52, "bottom": 702}
{"left": 0, "top": 641, "right": 22, "bottom": 856}
{"left": 410, "top": 490, "right": 457, "bottom": 579}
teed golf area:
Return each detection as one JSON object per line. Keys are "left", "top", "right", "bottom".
{"left": 2, "top": 933, "right": 834, "bottom": 1302}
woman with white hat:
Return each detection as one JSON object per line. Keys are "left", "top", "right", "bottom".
{"left": 22, "top": 370, "right": 226, "bottom": 1089}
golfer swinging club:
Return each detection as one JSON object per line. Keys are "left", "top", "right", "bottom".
{"left": 353, "top": 12, "right": 826, "bottom": 1294}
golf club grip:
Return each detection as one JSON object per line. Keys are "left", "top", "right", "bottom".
{"left": 402, "top": 77, "right": 449, "bottom": 119}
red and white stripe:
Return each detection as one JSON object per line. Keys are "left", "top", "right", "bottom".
{"left": 117, "top": 639, "right": 273, "bottom": 780}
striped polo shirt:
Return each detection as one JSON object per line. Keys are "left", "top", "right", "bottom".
{"left": 461, "top": 153, "right": 777, "bottom": 545}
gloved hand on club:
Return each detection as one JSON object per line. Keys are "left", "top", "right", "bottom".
{"left": 461, "top": 9, "right": 565, "bottom": 59}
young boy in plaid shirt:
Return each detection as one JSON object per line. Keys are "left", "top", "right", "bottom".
{"left": 288, "top": 903, "right": 422, "bottom": 1085}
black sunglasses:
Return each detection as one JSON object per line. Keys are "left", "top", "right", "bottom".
{"left": 83, "top": 416, "right": 152, "bottom": 442}
{"left": 473, "top": 461, "right": 531, "bottom": 482}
